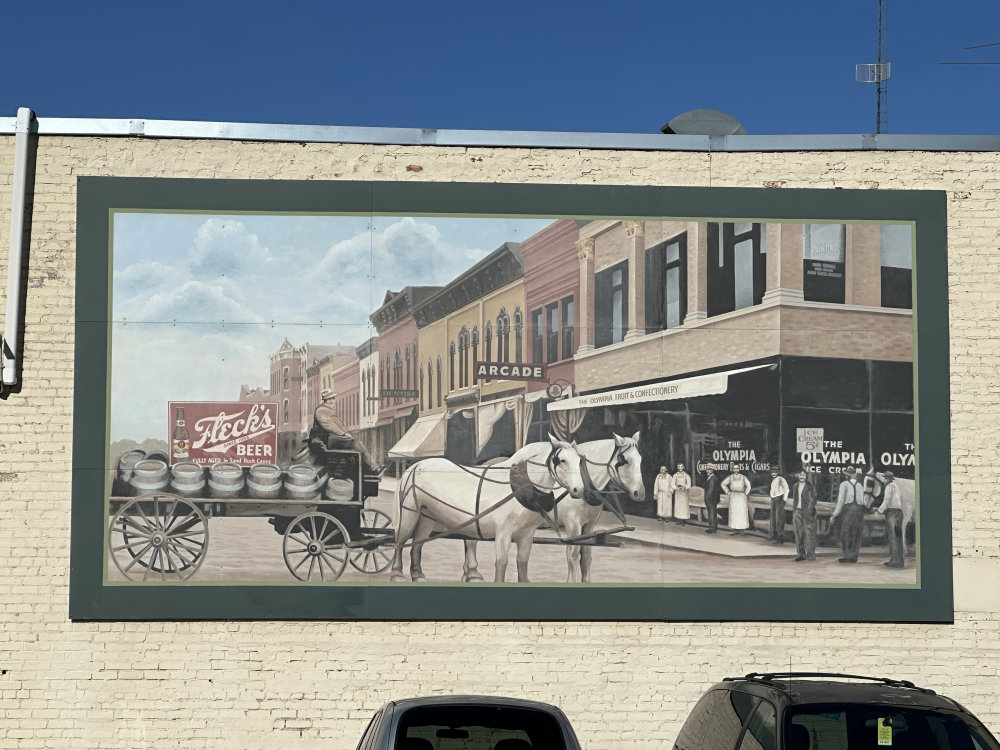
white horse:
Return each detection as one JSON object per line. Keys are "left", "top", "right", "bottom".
{"left": 462, "top": 432, "right": 646, "bottom": 583}
{"left": 866, "top": 470, "right": 916, "bottom": 554}
{"left": 389, "top": 435, "right": 585, "bottom": 583}
{"left": 560, "top": 432, "right": 646, "bottom": 582}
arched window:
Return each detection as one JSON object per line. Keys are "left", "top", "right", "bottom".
{"left": 283, "top": 366, "right": 290, "bottom": 391}
{"left": 419, "top": 363, "right": 424, "bottom": 410}
{"left": 283, "top": 398, "right": 289, "bottom": 425}
{"left": 436, "top": 356, "right": 443, "bottom": 407}
{"left": 458, "top": 327, "right": 470, "bottom": 388}
{"left": 404, "top": 345, "right": 411, "bottom": 392}
{"left": 497, "top": 309, "right": 510, "bottom": 363}
{"left": 485, "top": 321, "right": 493, "bottom": 363}
{"left": 394, "top": 348, "right": 403, "bottom": 403}
{"left": 449, "top": 341, "right": 456, "bottom": 391}
{"left": 514, "top": 307, "right": 523, "bottom": 363}
{"left": 471, "top": 327, "right": 480, "bottom": 377}
{"left": 427, "top": 358, "right": 433, "bottom": 410}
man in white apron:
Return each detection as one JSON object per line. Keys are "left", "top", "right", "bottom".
{"left": 654, "top": 466, "right": 674, "bottom": 521}
{"left": 672, "top": 463, "right": 692, "bottom": 525}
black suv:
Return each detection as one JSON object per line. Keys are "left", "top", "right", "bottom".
{"left": 674, "top": 672, "right": 1000, "bottom": 750}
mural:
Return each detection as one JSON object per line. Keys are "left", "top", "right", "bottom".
{"left": 71, "top": 178, "right": 950, "bottom": 621}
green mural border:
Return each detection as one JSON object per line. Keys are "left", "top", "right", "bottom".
{"left": 70, "top": 177, "right": 951, "bottom": 622}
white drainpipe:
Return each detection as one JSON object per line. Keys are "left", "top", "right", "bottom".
{"left": 3, "top": 107, "right": 33, "bottom": 387}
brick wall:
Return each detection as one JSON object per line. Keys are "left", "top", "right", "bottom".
{"left": 1, "top": 135, "right": 998, "bottom": 748}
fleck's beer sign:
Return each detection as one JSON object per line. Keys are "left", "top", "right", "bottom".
{"left": 168, "top": 401, "right": 277, "bottom": 466}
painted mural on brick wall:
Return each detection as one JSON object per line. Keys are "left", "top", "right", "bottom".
{"left": 107, "top": 211, "right": 917, "bottom": 588}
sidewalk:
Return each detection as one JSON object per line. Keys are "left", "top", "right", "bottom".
{"left": 377, "top": 475, "right": 841, "bottom": 559}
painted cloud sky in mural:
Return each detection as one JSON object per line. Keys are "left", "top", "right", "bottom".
{"left": 110, "top": 212, "right": 553, "bottom": 442}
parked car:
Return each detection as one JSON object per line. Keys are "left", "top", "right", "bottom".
{"left": 674, "top": 672, "right": 1000, "bottom": 750}
{"left": 354, "top": 695, "right": 583, "bottom": 750}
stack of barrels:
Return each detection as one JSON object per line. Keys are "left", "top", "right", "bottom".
{"left": 112, "top": 449, "right": 355, "bottom": 502}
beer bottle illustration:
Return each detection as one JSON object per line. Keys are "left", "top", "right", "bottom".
{"left": 172, "top": 406, "right": 190, "bottom": 461}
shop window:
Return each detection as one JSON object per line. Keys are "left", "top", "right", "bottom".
{"left": 595, "top": 260, "right": 628, "bottom": 348}
{"left": 546, "top": 302, "right": 559, "bottom": 364}
{"left": 561, "top": 296, "right": 574, "bottom": 360}
{"left": 803, "top": 224, "right": 846, "bottom": 303}
{"left": 881, "top": 224, "right": 913, "bottom": 309}
{"left": 645, "top": 233, "right": 688, "bottom": 332}
{"left": 531, "top": 308, "right": 544, "bottom": 363}
{"left": 707, "top": 222, "right": 766, "bottom": 317}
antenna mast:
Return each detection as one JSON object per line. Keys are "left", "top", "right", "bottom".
{"left": 855, "top": 0, "right": 891, "bottom": 134}
{"left": 876, "top": 0, "right": 887, "bottom": 133}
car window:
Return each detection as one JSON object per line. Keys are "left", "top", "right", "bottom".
{"left": 739, "top": 699, "right": 776, "bottom": 750}
{"left": 394, "top": 705, "right": 566, "bottom": 749}
{"left": 357, "top": 709, "right": 383, "bottom": 750}
{"left": 788, "top": 705, "right": 1000, "bottom": 750}
{"left": 674, "top": 689, "right": 755, "bottom": 750}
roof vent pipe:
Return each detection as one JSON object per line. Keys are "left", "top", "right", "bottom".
{"left": 3, "top": 107, "right": 33, "bottom": 387}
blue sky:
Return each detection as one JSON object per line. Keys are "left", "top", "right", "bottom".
{"left": 5, "top": 0, "right": 999, "bottom": 135}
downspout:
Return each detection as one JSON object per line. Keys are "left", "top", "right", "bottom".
{"left": 2, "top": 107, "right": 33, "bottom": 387}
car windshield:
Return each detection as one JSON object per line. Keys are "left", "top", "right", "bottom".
{"left": 395, "top": 705, "right": 566, "bottom": 750}
{"left": 788, "top": 704, "right": 1000, "bottom": 750}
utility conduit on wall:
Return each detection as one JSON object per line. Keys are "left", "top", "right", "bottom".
{"left": 3, "top": 107, "right": 33, "bottom": 387}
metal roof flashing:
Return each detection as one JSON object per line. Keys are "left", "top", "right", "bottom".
{"left": 3, "top": 111, "right": 1000, "bottom": 152}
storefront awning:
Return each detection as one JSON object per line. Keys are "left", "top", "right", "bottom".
{"left": 547, "top": 364, "right": 773, "bottom": 412}
{"left": 387, "top": 413, "right": 446, "bottom": 458}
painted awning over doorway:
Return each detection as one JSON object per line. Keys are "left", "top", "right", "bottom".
{"left": 387, "top": 413, "right": 446, "bottom": 458}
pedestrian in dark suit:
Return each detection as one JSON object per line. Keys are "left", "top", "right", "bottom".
{"left": 789, "top": 470, "right": 817, "bottom": 561}
{"left": 703, "top": 467, "right": 721, "bottom": 534}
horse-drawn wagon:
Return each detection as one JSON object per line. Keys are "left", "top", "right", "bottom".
{"left": 107, "top": 445, "right": 392, "bottom": 582}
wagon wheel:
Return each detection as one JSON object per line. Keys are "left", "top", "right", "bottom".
{"left": 109, "top": 493, "right": 209, "bottom": 581}
{"left": 282, "top": 512, "right": 350, "bottom": 581}
{"left": 348, "top": 508, "right": 395, "bottom": 574}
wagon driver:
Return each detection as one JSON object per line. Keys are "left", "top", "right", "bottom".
{"left": 310, "top": 389, "right": 381, "bottom": 476}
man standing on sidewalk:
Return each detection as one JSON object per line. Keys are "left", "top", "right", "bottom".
{"left": 876, "top": 471, "right": 905, "bottom": 568}
{"left": 832, "top": 466, "right": 866, "bottom": 563}
{"left": 790, "top": 469, "right": 817, "bottom": 561}
{"left": 703, "top": 466, "right": 721, "bottom": 534}
{"left": 672, "top": 463, "right": 692, "bottom": 525}
{"left": 768, "top": 467, "right": 789, "bottom": 544}
{"left": 654, "top": 465, "right": 674, "bottom": 521}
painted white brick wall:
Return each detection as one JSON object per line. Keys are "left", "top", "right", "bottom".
{"left": 0, "top": 135, "right": 998, "bottom": 748}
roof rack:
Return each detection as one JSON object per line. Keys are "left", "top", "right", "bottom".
{"left": 724, "top": 672, "right": 937, "bottom": 695}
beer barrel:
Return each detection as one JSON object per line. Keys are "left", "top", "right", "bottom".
{"left": 284, "top": 463, "right": 323, "bottom": 501}
{"left": 247, "top": 463, "right": 283, "bottom": 500}
{"left": 325, "top": 477, "right": 355, "bottom": 502}
{"left": 144, "top": 449, "right": 170, "bottom": 465}
{"left": 130, "top": 459, "right": 169, "bottom": 494}
{"left": 170, "top": 461, "right": 206, "bottom": 498}
{"left": 114, "top": 449, "right": 146, "bottom": 495}
{"left": 208, "top": 462, "right": 245, "bottom": 499}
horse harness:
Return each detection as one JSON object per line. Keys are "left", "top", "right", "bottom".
{"left": 398, "top": 444, "right": 572, "bottom": 547}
